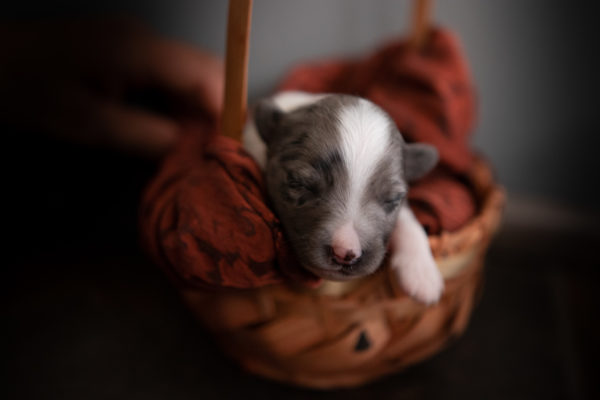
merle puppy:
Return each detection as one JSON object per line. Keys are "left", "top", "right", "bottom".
{"left": 243, "top": 91, "right": 443, "bottom": 303}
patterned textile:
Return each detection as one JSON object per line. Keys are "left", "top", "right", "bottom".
{"left": 140, "top": 29, "right": 477, "bottom": 289}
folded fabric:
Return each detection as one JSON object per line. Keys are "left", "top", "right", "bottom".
{"left": 140, "top": 123, "right": 320, "bottom": 289}
{"left": 140, "top": 28, "right": 478, "bottom": 289}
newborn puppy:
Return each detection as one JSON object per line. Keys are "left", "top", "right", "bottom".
{"left": 243, "top": 91, "right": 444, "bottom": 304}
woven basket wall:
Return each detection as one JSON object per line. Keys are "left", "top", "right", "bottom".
{"left": 179, "top": 156, "right": 505, "bottom": 389}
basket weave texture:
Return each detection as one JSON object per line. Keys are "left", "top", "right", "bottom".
{"left": 179, "top": 157, "right": 504, "bottom": 388}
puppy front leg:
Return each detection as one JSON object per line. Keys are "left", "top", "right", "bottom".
{"left": 389, "top": 205, "right": 444, "bottom": 304}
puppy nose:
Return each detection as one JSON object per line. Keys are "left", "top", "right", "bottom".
{"left": 330, "top": 222, "right": 362, "bottom": 265}
{"left": 332, "top": 247, "right": 361, "bottom": 265}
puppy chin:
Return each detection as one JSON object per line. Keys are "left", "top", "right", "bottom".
{"left": 302, "top": 260, "right": 381, "bottom": 281}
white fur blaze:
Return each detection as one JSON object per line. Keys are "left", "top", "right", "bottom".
{"left": 336, "top": 98, "right": 390, "bottom": 219}
{"left": 389, "top": 206, "right": 444, "bottom": 304}
{"left": 270, "top": 91, "right": 327, "bottom": 112}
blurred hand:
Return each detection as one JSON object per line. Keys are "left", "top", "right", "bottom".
{"left": 0, "top": 18, "right": 223, "bottom": 158}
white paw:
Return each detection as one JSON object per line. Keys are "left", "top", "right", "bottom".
{"left": 391, "top": 254, "right": 444, "bottom": 305}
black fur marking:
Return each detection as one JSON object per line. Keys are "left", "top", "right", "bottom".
{"left": 272, "top": 110, "right": 282, "bottom": 124}
{"left": 288, "top": 131, "right": 309, "bottom": 147}
{"left": 279, "top": 152, "right": 301, "bottom": 164}
{"left": 310, "top": 150, "right": 343, "bottom": 186}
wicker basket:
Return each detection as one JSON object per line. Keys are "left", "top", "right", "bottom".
{"left": 179, "top": 155, "right": 504, "bottom": 388}
{"left": 177, "top": 0, "right": 504, "bottom": 389}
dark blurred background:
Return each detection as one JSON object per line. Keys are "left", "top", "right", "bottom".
{"left": 4, "top": 0, "right": 599, "bottom": 211}
{"left": 3, "top": 1, "right": 599, "bottom": 399}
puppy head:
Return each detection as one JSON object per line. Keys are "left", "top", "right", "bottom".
{"left": 255, "top": 94, "right": 438, "bottom": 280}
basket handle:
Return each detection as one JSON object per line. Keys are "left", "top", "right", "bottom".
{"left": 220, "top": 0, "right": 433, "bottom": 142}
{"left": 221, "top": 0, "right": 253, "bottom": 140}
{"left": 410, "top": 0, "right": 433, "bottom": 49}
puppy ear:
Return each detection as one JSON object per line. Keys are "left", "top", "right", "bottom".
{"left": 253, "top": 99, "right": 284, "bottom": 144}
{"left": 403, "top": 143, "right": 439, "bottom": 181}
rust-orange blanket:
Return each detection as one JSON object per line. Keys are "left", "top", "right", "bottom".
{"left": 140, "top": 29, "right": 477, "bottom": 289}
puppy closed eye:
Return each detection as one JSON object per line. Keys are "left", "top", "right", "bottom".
{"left": 382, "top": 192, "right": 405, "bottom": 213}
{"left": 283, "top": 170, "right": 321, "bottom": 206}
